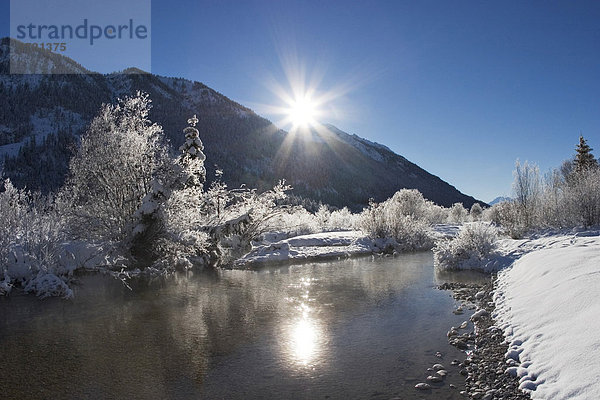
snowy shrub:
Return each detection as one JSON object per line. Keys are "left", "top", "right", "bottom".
{"left": 388, "top": 189, "right": 436, "bottom": 220}
{"left": 489, "top": 153, "right": 600, "bottom": 235}
{"left": 470, "top": 203, "right": 483, "bottom": 221}
{"left": 23, "top": 272, "right": 73, "bottom": 299}
{"left": 434, "top": 222, "right": 499, "bottom": 271}
{"left": 225, "top": 181, "right": 293, "bottom": 245}
{"left": 359, "top": 190, "right": 434, "bottom": 251}
{"left": 0, "top": 179, "right": 26, "bottom": 275}
{"left": 359, "top": 200, "right": 387, "bottom": 238}
{"left": 314, "top": 204, "right": 331, "bottom": 230}
{"left": 327, "top": 207, "right": 359, "bottom": 231}
{"left": 387, "top": 215, "right": 433, "bottom": 251}
{"left": 274, "top": 208, "right": 319, "bottom": 237}
{"left": 313, "top": 205, "right": 357, "bottom": 232}
{"left": 200, "top": 181, "right": 296, "bottom": 260}
{"left": 537, "top": 170, "right": 569, "bottom": 229}
{"left": 143, "top": 112, "right": 210, "bottom": 267}
{"left": 447, "top": 203, "right": 468, "bottom": 223}
{"left": 151, "top": 229, "right": 211, "bottom": 270}
{"left": 0, "top": 179, "right": 70, "bottom": 297}
{"left": 564, "top": 168, "right": 600, "bottom": 228}
{"left": 424, "top": 204, "right": 449, "bottom": 224}
{"left": 486, "top": 201, "right": 527, "bottom": 239}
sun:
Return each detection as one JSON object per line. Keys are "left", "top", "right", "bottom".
{"left": 288, "top": 95, "right": 317, "bottom": 128}
{"left": 256, "top": 53, "right": 365, "bottom": 133}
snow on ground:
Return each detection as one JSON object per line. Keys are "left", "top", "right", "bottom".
{"left": 235, "top": 231, "right": 374, "bottom": 268}
{"left": 492, "top": 231, "right": 600, "bottom": 399}
{"left": 2, "top": 241, "right": 126, "bottom": 298}
{"left": 237, "top": 225, "right": 460, "bottom": 268}
{"left": 431, "top": 223, "right": 461, "bottom": 239}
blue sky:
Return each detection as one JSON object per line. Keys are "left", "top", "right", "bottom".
{"left": 3, "top": 1, "right": 600, "bottom": 202}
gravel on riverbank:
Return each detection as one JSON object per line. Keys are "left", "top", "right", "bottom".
{"left": 438, "top": 279, "right": 531, "bottom": 400}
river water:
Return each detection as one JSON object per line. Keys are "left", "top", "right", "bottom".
{"left": 0, "top": 252, "right": 487, "bottom": 399}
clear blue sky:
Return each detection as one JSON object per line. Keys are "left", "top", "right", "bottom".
{"left": 2, "top": 1, "right": 600, "bottom": 202}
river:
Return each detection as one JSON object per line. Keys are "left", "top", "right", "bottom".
{"left": 0, "top": 252, "right": 487, "bottom": 399}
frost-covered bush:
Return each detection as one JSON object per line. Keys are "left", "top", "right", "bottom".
{"left": 447, "top": 202, "right": 468, "bottom": 223}
{"left": 434, "top": 222, "right": 499, "bottom": 271}
{"left": 488, "top": 157, "right": 600, "bottom": 236}
{"left": 388, "top": 189, "right": 436, "bottom": 220}
{"left": 314, "top": 204, "right": 331, "bottom": 230}
{"left": 314, "top": 205, "right": 358, "bottom": 232}
{"left": 64, "top": 92, "right": 170, "bottom": 244}
{"left": 327, "top": 207, "right": 359, "bottom": 230}
{"left": 0, "top": 179, "right": 71, "bottom": 297}
{"left": 359, "top": 189, "right": 434, "bottom": 251}
{"left": 150, "top": 229, "right": 211, "bottom": 270}
{"left": 425, "top": 204, "right": 449, "bottom": 224}
{"left": 565, "top": 168, "right": 600, "bottom": 228}
{"left": 470, "top": 203, "right": 483, "bottom": 221}
{"left": 486, "top": 201, "right": 527, "bottom": 239}
{"left": 202, "top": 181, "right": 295, "bottom": 260}
{"left": 274, "top": 208, "right": 319, "bottom": 237}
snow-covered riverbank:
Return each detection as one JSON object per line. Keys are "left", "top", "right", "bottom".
{"left": 234, "top": 231, "right": 375, "bottom": 268}
{"left": 235, "top": 224, "right": 462, "bottom": 268}
{"left": 492, "top": 231, "right": 600, "bottom": 399}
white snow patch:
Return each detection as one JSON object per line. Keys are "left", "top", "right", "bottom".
{"left": 493, "top": 232, "right": 600, "bottom": 399}
{"left": 235, "top": 231, "right": 374, "bottom": 268}
{"left": 431, "top": 224, "right": 462, "bottom": 239}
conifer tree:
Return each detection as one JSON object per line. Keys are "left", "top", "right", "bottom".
{"left": 179, "top": 114, "right": 206, "bottom": 190}
{"left": 574, "top": 135, "right": 598, "bottom": 174}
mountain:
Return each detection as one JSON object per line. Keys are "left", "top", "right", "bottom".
{"left": 0, "top": 38, "right": 483, "bottom": 210}
{"left": 489, "top": 196, "right": 511, "bottom": 206}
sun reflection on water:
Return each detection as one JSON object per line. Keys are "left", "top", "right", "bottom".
{"left": 285, "top": 277, "right": 324, "bottom": 367}
{"left": 291, "top": 310, "right": 318, "bottom": 365}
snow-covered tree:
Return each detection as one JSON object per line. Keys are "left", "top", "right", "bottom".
{"left": 131, "top": 115, "right": 212, "bottom": 267}
{"left": 566, "top": 168, "right": 600, "bottom": 228}
{"left": 447, "top": 202, "right": 468, "bottom": 223}
{"left": 470, "top": 202, "right": 483, "bottom": 221}
{"left": 65, "top": 92, "right": 169, "bottom": 244}
{"left": 178, "top": 114, "right": 206, "bottom": 190}
{"left": 574, "top": 135, "right": 598, "bottom": 174}
{"left": 512, "top": 160, "right": 541, "bottom": 228}
{"left": 315, "top": 204, "right": 331, "bottom": 230}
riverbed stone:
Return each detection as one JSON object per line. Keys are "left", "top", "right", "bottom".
{"left": 427, "top": 375, "right": 443, "bottom": 383}
{"left": 439, "top": 279, "right": 533, "bottom": 400}
{"left": 414, "top": 382, "right": 431, "bottom": 390}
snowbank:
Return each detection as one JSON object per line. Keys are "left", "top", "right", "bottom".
{"left": 1, "top": 241, "right": 125, "bottom": 299}
{"left": 493, "top": 232, "right": 600, "bottom": 399}
{"left": 235, "top": 231, "right": 374, "bottom": 268}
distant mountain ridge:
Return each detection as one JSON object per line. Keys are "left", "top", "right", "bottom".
{"left": 489, "top": 196, "right": 511, "bottom": 205}
{"left": 0, "top": 38, "right": 484, "bottom": 210}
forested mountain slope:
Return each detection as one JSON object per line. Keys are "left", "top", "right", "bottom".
{"left": 0, "top": 38, "right": 482, "bottom": 209}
